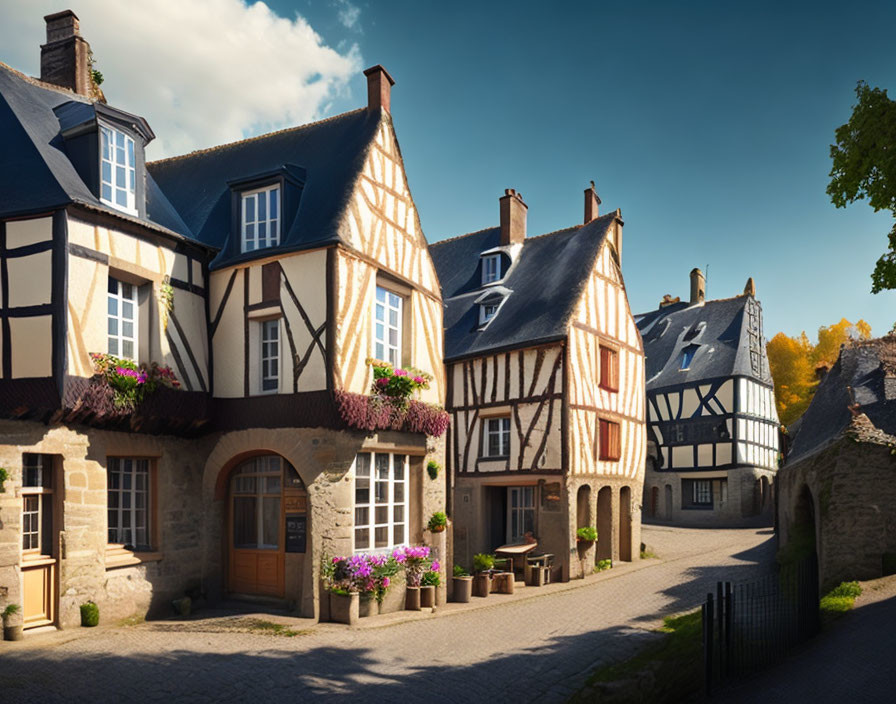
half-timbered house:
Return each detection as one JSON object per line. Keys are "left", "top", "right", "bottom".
{"left": 0, "top": 11, "right": 446, "bottom": 630}
{"left": 430, "top": 186, "right": 646, "bottom": 580}
{"left": 636, "top": 271, "right": 779, "bottom": 525}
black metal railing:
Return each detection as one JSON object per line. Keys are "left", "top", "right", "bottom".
{"left": 702, "top": 553, "right": 819, "bottom": 693}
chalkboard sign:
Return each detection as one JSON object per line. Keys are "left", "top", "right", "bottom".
{"left": 285, "top": 514, "right": 307, "bottom": 553}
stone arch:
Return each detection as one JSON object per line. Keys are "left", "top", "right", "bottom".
{"left": 576, "top": 484, "right": 592, "bottom": 529}
{"left": 619, "top": 486, "right": 632, "bottom": 561}
{"left": 596, "top": 486, "right": 613, "bottom": 561}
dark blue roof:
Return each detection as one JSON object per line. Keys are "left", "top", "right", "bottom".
{"left": 429, "top": 213, "right": 617, "bottom": 360}
{"left": 148, "top": 108, "right": 383, "bottom": 269}
{"left": 788, "top": 337, "right": 896, "bottom": 463}
{"left": 636, "top": 295, "right": 772, "bottom": 391}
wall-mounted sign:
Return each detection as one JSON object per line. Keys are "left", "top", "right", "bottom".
{"left": 541, "top": 482, "right": 561, "bottom": 511}
{"left": 285, "top": 514, "right": 307, "bottom": 553}
{"left": 284, "top": 494, "right": 307, "bottom": 513}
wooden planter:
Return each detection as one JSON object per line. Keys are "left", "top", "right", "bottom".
{"left": 405, "top": 586, "right": 421, "bottom": 611}
{"left": 472, "top": 573, "right": 491, "bottom": 598}
{"left": 329, "top": 591, "right": 359, "bottom": 625}
{"left": 359, "top": 594, "right": 378, "bottom": 618}
{"left": 492, "top": 572, "right": 515, "bottom": 594}
{"left": 452, "top": 576, "right": 473, "bottom": 603}
{"left": 420, "top": 585, "right": 435, "bottom": 608}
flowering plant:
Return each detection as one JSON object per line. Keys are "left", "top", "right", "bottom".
{"left": 335, "top": 392, "right": 450, "bottom": 438}
{"left": 394, "top": 545, "right": 437, "bottom": 587}
{"left": 367, "top": 358, "right": 432, "bottom": 400}
{"left": 90, "top": 353, "right": 180, "bottom": 409}
{"left": 322, "top": 552, "right": 400, "bottom": 603}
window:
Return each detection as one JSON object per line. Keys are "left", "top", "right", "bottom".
{"left": 483, "top": 417, "right": 511, "bottom": 458}
{"left": 231, "top": 456, "right": 282, "bottom": 550}
{"left": 599, "top": 345, "right": 619, "bottom": 391}
{"left": 108, "top": 277, "right": 138, "bottom": 360}
{"left": 482, "top": 254, "right": 502, "bottom": 285}
{"left": 599, "top": 419, "right": 621, "bottom": 461}
{"left": 261, "top": 319, "right": 279, "bottom": 392}
{"left": 107, "top": 458, "right": 151, "bottom": 551}
{"left": 101, "top": 125, "right": 136, "bottom": 213}
{"left": 354, "top": 453, "right": 407, "bottom": 552}
{"left": 241, "top": 184, "right": 280, "bottom": 252}
{"left": 680, "top": 344, "right": 699, "bottom": 370}
{"left": 507, "top": 486, "right": 535, "bottom": 543}
{"left": 374, "top": 286, "right": 403, "bottom": 366}
{"left": 693, "top": 480, "right": 711, "bottom": 504}
{"left": 480, "top": 302, "right": 499, "bottom": 325}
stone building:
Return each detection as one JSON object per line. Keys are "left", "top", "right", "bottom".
{"left": 0, "top": 11, "right": 447, "bottom": 631}
{"left": 429, "top": 185, "right": 647, "bottom": 580}
{"left": 777, "top": 336, "right": 896, "bottom": 590}
{"left": 636, "top": 271, "right": 779, "bottom": 526}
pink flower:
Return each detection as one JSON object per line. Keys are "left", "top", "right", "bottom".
{"left": 394, "top": 369, "right": 407, "bottom": 377}
{"left": 383, "top": 577, "right": 390, "bottom": 587}
{"left": 413, "top": 376, "right": 424, "bottom": 384}
{"left": 431, "top": 560, "right": 441, "bottom": 572}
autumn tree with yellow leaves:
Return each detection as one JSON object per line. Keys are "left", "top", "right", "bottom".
{"left": 767, "top": 318, "right": 872, "bottom": 426}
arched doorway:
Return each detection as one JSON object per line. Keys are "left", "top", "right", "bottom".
{"left": 649, "top": 487, "right": 659, "bottom": 518}
{"left": 619, "top": 486, "right": 632, "bottom": 561}
{"left": 228, "top": 455, "right": 307, "bottom": 598}
{"left": 596, "top": 486, "right": 613, "bottom": 561}
{"left": 577, "top": 485, "right": 592, "bottom": 529}
{"left": 664, "top": 484, "right": 673, "bottom": 519}
{"left": 791, "top": 484, "right": 817, "bottom": 560}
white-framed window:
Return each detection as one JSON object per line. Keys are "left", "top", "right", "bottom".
{"left": 261, "top": 319, "right": 279, "bottom": 393}
{"left": 241, "top": 184, "right": 280, "bottom": 252}
{"left": 482, "top": 254, "right": 501, "bottom": 285}
{"left": 507, "top": 486, "right": 535, "bottom": 543}
{"left": 100, "top": 125, "right": 136, "bottom": 214}
{"left": 693, "top": 479, "right": 712, "bottom": 505}
{"left": 353, "top": 452, "right": 407, "bottom": 552}
{"left": 22, "top": 454, "right": 52, "bottom": 555}
{"left": 480, "top": 302, "right": 500, "bottom": 325}
{"left": 108, "top": 276, "right": 138, "bottom": 360}
{"left": 107, "top": 458, "right": 151, "bottom": 550}
{"left": 231, "top": 456, "right": 282, "bottom": 550}
{"left": 483, "top": 417, "right": 511, "bottom": 457}
{"left": 373, "top": 286, "right": 403, "bottom": 366}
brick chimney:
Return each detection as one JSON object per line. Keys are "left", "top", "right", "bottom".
{"left": 499, "top": 189, "right": 527, "bottom": 246}
{"left": 363, "top": 65, "right": 395, "bottom": 114}
{"left": 584, "top": 181, "right": 601, "bottom": 224}
{"left": 40, "top": 10, "right": 91, "bottom": 96}
{"left": 690, "top": 268, "right": 706, "bottom": 304}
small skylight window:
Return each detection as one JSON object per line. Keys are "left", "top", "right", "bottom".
{"left": 480, "top": 302, "right": 500, "bottom": 326}
{"left": 680, "top": 344, "right": 699, "bottom": 370}
{"left": 482, "top": 254, "right": 501, "bottom": 285}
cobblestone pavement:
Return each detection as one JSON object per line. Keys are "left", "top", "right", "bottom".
{"left": 0, "top": 525, "right": 774, "bottom": 703}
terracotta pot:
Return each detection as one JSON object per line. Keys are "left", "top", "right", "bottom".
{"left": 420, "top": 585, "right": 435, "bottom": 608}
{"left": 472, "top": 573, "right": 491, "bottom": 598}
{"left": 452, "top": 576, "right": 473, "bottom": 603}
{"left": 359, "top": 594, "right": 377, "bottom": 618}
{"left": 4, "top": 624, "right": 24, "bottom": 641}
{"left": 405, "top": 586, "right": 421, "bottom": 611}
{"left": 329, "top": 591, "right": 359, "bottom": 625}
{"left": 430, "top": 525, "right": 446, "bottom": 533}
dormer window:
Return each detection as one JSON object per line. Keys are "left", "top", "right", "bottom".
{"left": 482, "top": 254, "right": 501, "bottom": 285}
{"left": 680, "top": 344, "right": 699, "bottom": 370}
{"left": 241, "top": 185, "right": 281, "bottom": 253}
{"left": 100, "top": 125, "right": 136, "bottom": 214}
{"left": 481, "top": 303, "right": 499, "bottom": 325}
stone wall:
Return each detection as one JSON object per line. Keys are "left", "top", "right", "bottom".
{"left": 777, "top": 438, "right": 896, "bottom": 590}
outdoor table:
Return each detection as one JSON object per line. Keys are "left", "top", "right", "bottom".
{"left": 525, "top": 553, "right": 554, "bottom": 586}
{"left": 495, "top": 542, "right": 538, "bottom": 576}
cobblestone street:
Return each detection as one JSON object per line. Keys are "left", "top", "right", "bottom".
{"left": 0, "top": 526, "right": 775, "bottom": 703}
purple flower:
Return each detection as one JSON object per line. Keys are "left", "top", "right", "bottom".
{"left": 431, "top": 560, "right": 440, "bottom": 572}
{"left": 383, "top": 577, "right": 390, "bottom": 587}
{"left": 376, "top": 377, "right": 390, "bottom": 387}
{"left": 394, "top": 369, "right": 407, "bottom": 377}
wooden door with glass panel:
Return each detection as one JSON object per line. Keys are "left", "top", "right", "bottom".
{"left": 229, "top": 456, "right": 289, "bottom": 597}
{"left": 21, "top": 454, "right": 56, "bottom": 628}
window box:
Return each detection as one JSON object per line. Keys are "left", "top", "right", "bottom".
{"left": 334, "top": 391, "right": 449, "bottom": 438}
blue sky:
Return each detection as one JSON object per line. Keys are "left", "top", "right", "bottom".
{"left": 280, "top": 0, "right": 896, "bottom": 339}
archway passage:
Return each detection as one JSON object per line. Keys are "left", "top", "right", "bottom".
{"left": 619, "top": 486, "right": 632, "bottom": 561}
{"left": 789, "top": 484, "right": 817, "bottom": 562}
{"left": 228, "top": 455, "right": 306, "bottom": 598}
{"left": 596, "top": 486, "right": 613, "bottom": 561}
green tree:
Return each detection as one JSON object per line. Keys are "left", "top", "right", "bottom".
{"left": 828, "top": 81, "right": 896, "bottom": 293}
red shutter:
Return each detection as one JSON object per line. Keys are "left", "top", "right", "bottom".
{"left": 599, "top": 419, "right": 621, "bottom": 461}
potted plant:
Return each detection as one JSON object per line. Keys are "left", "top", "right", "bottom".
{"left": 576, "top": 526, "right": 598, "bottom": 543}
{"left": 420, "top": 563, "right": 441, "bottom": 608}
{"left": 428, "top": 511, "right": 448, "bottom": 533}
{"left": 80, "top": 601, "right": 99, "bottom": 627}
{"left": 2, "top": 604, "right": 23, "bottom": 641}
{"left": 321, "top": 556, "right": 360, "bottom": 625}
{"left": 452, "top": 565, "right": 473, "bottom": 603}
{"left": 472, "top": 553, "right": 495, "bottom": 597}
{"left": 426, "top": 460, "right": 441, "bottom": 480}
{"left": 395, "top": 545, "right": 432, "bottom": 611}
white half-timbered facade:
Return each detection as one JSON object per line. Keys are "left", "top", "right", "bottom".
{"left": 636, "top": 271, "right": 779, "bottom": 525}
{"left": 431, "top": 186, "right": 646, "bottom": 579}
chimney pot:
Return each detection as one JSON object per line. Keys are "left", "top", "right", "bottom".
{"left": 690, "top": 268, "right": 706, "bottom": 304}
{"left": 363, "top": 64, "right": 395, "bottom": 114}
{"left": 743, "top": 277, "right": 756, "bottom": 297}
{"left": 499, "top": 188, "right": 527, "bottom": 246}
{"left": 584, "top": 181, "right": 601, "bottom": 224}
{"left": 40, "top": 9, "right": 91, "bottom": 95}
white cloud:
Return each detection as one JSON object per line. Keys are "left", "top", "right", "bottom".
{"left": 0, "top": 0, "right": 362, "bottom": 157}
{"left": 333, "top": 0, "right": 361, "bottom": 31}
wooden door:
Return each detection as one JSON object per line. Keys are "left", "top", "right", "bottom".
{"left": 21, "top": 454, "right": 56, "bottom": 628}
{"left": 228, "top": 456, "right": 285, "bottom": 598}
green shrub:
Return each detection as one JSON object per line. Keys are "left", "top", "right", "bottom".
{"left": 473, "top": 553, "right": 495, "bottom": 573}
{"left": 827, "top": 581, "right": 861, "bottom": 599}
{"left": 595, "top": 559, "right": 612, "bottom": 572}
{"left": 453, "top": 564, "right": 469, "bottom": 577}
{"left": 421, "top": 570, "right": 441, "bottom": 587}
{"left": 820, "top": 581, "right": 862, "bottom": 626}
{"left": 2, "top": 603, "right": 20, "bottom": 620}
{"left": 0, "top": 466, "right": 8, "bottom": 493}
{"left": 426, "top": 460, "right": 441, "bottom": 480}
{"left": 427, "top": 511, "right": 448, "bottom": 531}
{"left": 80, "top": 601, "right": 99, "bottom": 627}
{"left": 577, "top": 526, "right": 598, "bottom": 542}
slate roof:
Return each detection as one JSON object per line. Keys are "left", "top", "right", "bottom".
{"left": 429, "top": 212, "right": 618, "bottom": 361}
{"left": 148, "top": 108, "right": 383, "bottom": 269}
{"left": 0, "top": 62, "right": 198, "bottom": 244}
{"left": 787, "top": 336, "right": 896, "bottom": 463}
{"left": 635, "top": 295, "right": 772, "bottom": 391}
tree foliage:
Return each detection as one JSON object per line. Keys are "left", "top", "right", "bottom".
{"left": 827, "top": 81, "right": 896, "bottom": 293}
{"left": 767, "top": 318, "right": 872, "bottom": 426}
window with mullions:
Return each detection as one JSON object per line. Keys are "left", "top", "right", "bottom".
{"left": 483, "top": 417, "right": 511, "bottom": 458}
{"left": 101, "top": 125, "right": 136, "bottom": 213}
{"left": 231, "top": 456, "right": 282, "bottom": 550}
{"left": 353, "top": 453, "right": 407, "bottom": 552}
{"left": 480, "top": 302, "right": 499, "bottom": 325}
{"left": 373, "top": 286, "right": 403, "bottom": 366}
{"left": 261, "top": 319, "right": 279, "bottom": 392}
{"left": 22, "top": 454, "right": 52, "bottom": 555}
{"left": 241, "top": 185, "right": 280, "bottom": 252}
{"left": 482, "top": 254, "right": 501, "bottom": 285}
{"left": 107, "top": 458, "right": 151, "bottom": 550}
{"left": 108, "top": 277, "right": 138, "bottom": 360}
